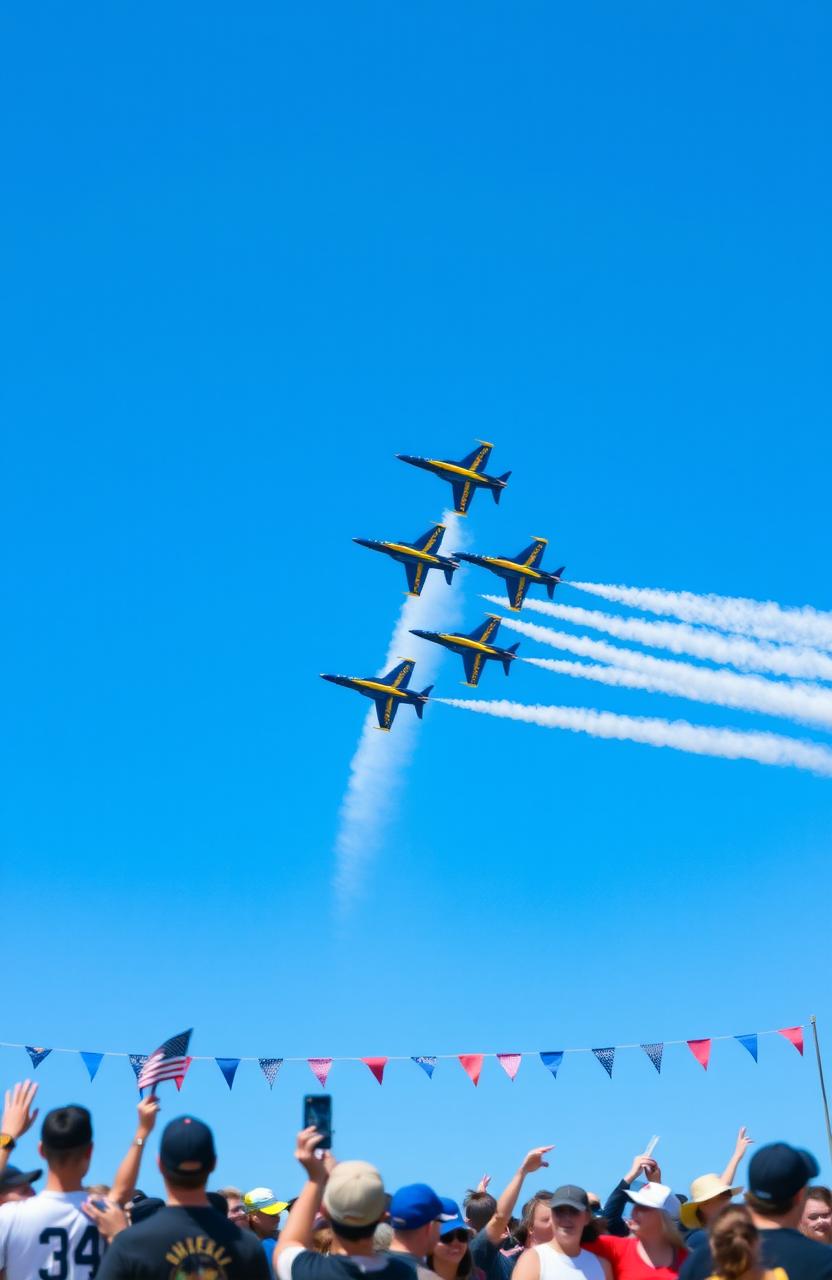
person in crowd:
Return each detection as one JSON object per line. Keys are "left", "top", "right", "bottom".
{"left": 465, "top": 1183, "right": 499, "bottom": 1234}
{"left": 0, "top": 1081, "right": 40, "bottom": 1193}
{"left": 428, "top": 1199, "right": 477, "bottom": 1280}
{"left": 680, "top": 1144, "right": 832, "bottom": 1280}
{"left": 704, "top": 1204, "right": 788, "bottom": 1280}
{"left": 587, "top": 1160, "right": 687, "bottom": 1280}
{"left": 0, "top": 1165, "right": 41, "bottom": 1207}
{"left": 469, "top": 1147, "right": 555, "bottom": 1280}
{"left": 680, "top": 1130, "right": 754, "bottom": 1250}
{"left": 0, "top": 1103, "right": 105, "bottom": 1280}
{"left": 223, "top": 1185, "right": 252, "bottom": 1228}
{"left": 800, "top": 1187, "right": 832, "bottom": 1245}
{"left": 245, "top": 1187, "right": 291, "bottom": 1267}
{"left": 274, "top": 1125, "right": 430, "bottom": 1280}
{"left": 95, "top": 1114, "right": 269, "bottom": 1278}
{"left": 511, "top": 1186, "right": 612, "bottom": 1280}
{"left": 387, "top": 1181, "right": 454, "bottom": 1267}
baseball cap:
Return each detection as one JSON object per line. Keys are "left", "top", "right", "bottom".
{"left": 41, "top": 1106, "right": 93, "bottom": 1151}
{"left": 438, "top": 1198, "right": 472, "bottom": 1236}
{"left": 323, "top": 1161, "right": 387, "bottom": 1228}
{"left": 625, "top": 1183, "right": 681, "bottom": 1218}
{"left": 130, "top": 1196, "right": 165, "bottom": 1223}
{"left": 0, "top": 1165, "right": 42, "bottom": 1192}
{"left": 550, "top": 1186, "right": 591, "bottom": 1211}
{"left": 749, "top": 1143, "right": 820, "bottom": 1203}
{"left": 159, "top": 1116, "right": 216, "bottom": 1175}
{"left": 244, "top": 1187, "right": 290, "bottom": 1216}
{"left": 390, "top": 1183, "right": 453, "bottom": 1230}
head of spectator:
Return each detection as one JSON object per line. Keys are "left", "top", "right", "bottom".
{"left": 429, "top": 1199, "right": 474, "bottom": 1280}
{"left": 0, "top": 1164, "right": 41, "bottom": 1205}
{"left": 800, "top": 1185, "right": 832, "bottom": 1244}
{"left": 680, "top": 1175, "right": 743, "bottom": 1232}
{"left": 219, "top": 1184, "right": 249, "bottom": 1229}
{"left": 313, "top": 1224, "right": 334, "bottom": 1254}
{"left": 39, "top": 1105, "right": 93, "bottom": 1191}
{"left": 373, "top": 1222, "right": 394, "bottom": 1252}
{"left": 129, "top": 1195, "right": 165, "bottom": 1224}
{"left": 623, "top": 1182, "right": 685, "bottom": 1251}
{"left": 390, "top": 1182, "right": 452, "bottom": 1259}
{"left": 157, "top": 1115, "right": 216, "bottom": 1204}
{"left": 709, "top": 1204, "right": 760, "bottom": 1280}
{"left": 244, "top": 1185, "right": 289, "bottom": 1239}
{"left": 520, "top": 1191, "right": 554, "bottom": 1247}
{"left": 745, "top": 1143, "right": 820, "bottom": 1228}
{"left": 323, "top": 1159, "right": 388, "bottom": 1254}
{"left": 548, "top": 1187, "right": 593, "bottom": 1257}
{"left": 464, "top": 1188, "right": 498, "bottom": 1233}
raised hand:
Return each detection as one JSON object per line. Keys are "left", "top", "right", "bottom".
{"left": 2, "top": 1080, "right": 39, "bottom": 1139}
{"left": 520, "top": 1146, "right": 555, "bottom": 1174}
{"left": 295, "top": 1126, "right": 329, "bottom": 1183}
{"left": 137, "top": 1095, "right": 160, "bottom": 1135}
{"left": 734, "top": 1126, "right": 753, "bottom": 1159}
{"left": 626, "top": 1153, "right": 661, "bottom": 1184}
{"left": 83, "top": 1198, "right": 128, "bottom": 1242}
{"left": 477, "top": 1174, "right": 492, "bottom": 1193}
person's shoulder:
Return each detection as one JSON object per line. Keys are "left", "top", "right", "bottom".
{"left": 769, "top": 1229, "right": 832, "bottom": 1273}
{"left": 678, "top": 1240, "right": 712, "bottom": 1280}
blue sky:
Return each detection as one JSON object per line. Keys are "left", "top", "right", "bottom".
{"left": 2, "top": 0, "right": 832, "bottom": 1207}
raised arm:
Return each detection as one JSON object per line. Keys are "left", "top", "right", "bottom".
{"left": 109, "top": 1097, "right": 160, "bottom": 1205}
{"left": 601, "top": 1152, "right": 661, "bottom": 1237}
{"left": 481, "top": 1146, "right": 555, "bottom": 1244}
{"left": 0, "top": 1081, "right": 39, "bottom": 1178}
{"left": 720, "top": 1128, "right": 753, "bottom": 1188}
{"left": 275, "top": 1127, "right": 330, "bottom": 1258}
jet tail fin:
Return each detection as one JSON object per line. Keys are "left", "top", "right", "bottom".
{"left": 502, "top": 642, "right": 520, "bottom": 675}
{"left": 492, "top": 470, "right": 512, "bottom": 504}
{"left": 546, "top": 569, "right": 566, "bottom": 600}
{"left": 443, "top": 564, "right": 456, "bottom": 585}
{"left": 414, "top": 686, "right": 433, "bottom": 718}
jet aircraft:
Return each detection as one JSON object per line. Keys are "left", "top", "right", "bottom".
{"left": 454, "top": 537, "right": 565, "bottom": 611}
{"left": 320, "top": 659, "right": 432, "bottom": 731}
{"left": 410, "top": 615, "right": 520, "bottom": 688}
{"left": 353, "top": 523, "right": 459, "bottom": 596}
{"left": 396, "top": 441, "right": 511, "bottom": 515}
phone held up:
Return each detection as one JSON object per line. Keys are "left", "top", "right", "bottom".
{"left": 303, "top": 1094, "right": 333, "bottom": 1150}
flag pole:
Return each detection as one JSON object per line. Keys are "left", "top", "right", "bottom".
{"left": 810, "top": 1015, "right": 832, "bottom": 1165}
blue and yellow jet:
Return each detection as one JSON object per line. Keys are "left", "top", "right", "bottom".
{"left": 320, "top": 659, "right": 432, "bottom": 731}
{"left": 353, "top": 523, "right": 459, "bottom": 596}
{"left": 410, "top": 615, "right": 520, "bottom": 688}
{"left": 396, "top": 441, "right": 511, "bottom": 515}
{"left": 454, "top": 537, "right": 565, "bottom": 611}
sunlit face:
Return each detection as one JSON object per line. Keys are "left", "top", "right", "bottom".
{"left": 630, "top": 1204, "right": 664, "bottom": 1242}
{"left": 699, "top": 1192, "right": 731, "bottom": 1225}
{"left": 551, "top": 1205, "right": 589, "bottom": 1248}
{"left": 227, "top": 1198, "right": 249, "bottom": 1227}
{"left": 802, "top": 1198, "right": 832, "bottom": 1243}
{"left": 436, "top": 1229, "right": 471, "bottom": 1268}
{"left": 530, "top": 1201, "right": 554, "bottom": 1244}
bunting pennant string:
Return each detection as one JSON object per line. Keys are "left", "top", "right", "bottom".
{"left": 216, "top": 1058, "right": 241, "bottom": 1090}
{"left": 779, "top": 1027, "right": 805, "bottom": 1055}
{"left": 80, "top": 1052, "right": 103, "bottom": 1082}
{"left": 540, "top": 1051, "right": 564, "bottom": 1079}
{"left": 412, "top": 1056, "right": 437, "bottom": 1078}
{"left": 129, "top": 1054, "right": 149, "bottom": 1080}
{"left": 459, "top": 1054, "right": 484, "bottom": 1086}
{"left": 687, "top": 1039, "right": 712, "bottom": 1070}
{"left": 735, "top": 1034, "right": 758, "bottom": 1063}
{"left": 308, "top": 1058, "right": 333, "bottom": 1087}
{"left": 25, "top": 1047, "right": 52, "bottom": 1070}
{"left": 641, "top": 1042, "right": 663, "bottom": 1074}
{"left": 362, "top": 1057, "right": 388, "bottom": 1085}
{"left": 497, "top": 1053, "right": 522, "bottom": 1081}
{"left": 259, "top": 1058, "right": 283, "bottom": 1089}
{"left": 593, "top": 1047, "right": 615, "bottom": 1078}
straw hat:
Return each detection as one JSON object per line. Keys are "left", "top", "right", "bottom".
{"left": 680, "top": 1175, "right": 742, "bottom": 1229}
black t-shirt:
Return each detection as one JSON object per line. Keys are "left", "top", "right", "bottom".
{"left": 97, "top": 1205, "right": 270, "bottom": 1279}
{"left": 680, "top": 1227, "right": 832, "bottom": 1280}
{"left": 279, "top": 1247, "right": 428, "bottom": 1280}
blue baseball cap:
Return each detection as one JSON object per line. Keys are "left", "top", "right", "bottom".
{"left": 749, "top": 1143, "right": 819, "bottom": 1203}
{"left": 390, "top": 1183, "right": 451, "bottom": 1230}
{"left": 438, "top": 1198, "right": 471, "bottom": 1236}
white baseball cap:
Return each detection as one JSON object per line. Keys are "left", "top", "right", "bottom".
{"left": 323, "top": 1160, "right": 387, "bottom": 1228}
{"left": 625, "top": 1182, "right": 681, "bottom": 1219}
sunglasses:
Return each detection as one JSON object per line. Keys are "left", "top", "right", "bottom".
{"left": 441, "top": 1230, "right": 470, "bottom": 1244}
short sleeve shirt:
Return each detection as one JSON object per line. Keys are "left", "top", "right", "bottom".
{"left": 97, "top": 1205, "right": 269, "bottom": 1279}
{"left": 0, "top": 1190, "right": 104, "bottom": 1280}
{"left": 277, "top": 1246, "right": 430, "bottom": 1280}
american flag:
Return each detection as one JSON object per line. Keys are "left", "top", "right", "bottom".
{"left": 137, "top": 1029, "right": 193, "bottom": 1092}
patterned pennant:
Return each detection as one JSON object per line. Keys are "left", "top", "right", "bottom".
{"left": 25, "top": 1047, "right": 52, "bottom": 1070}
{"left": 308, "top": 1058, "right": 333, "bottom": 1087}
{"left": 216, "top": 1058, "right": 241, "bottom": 1090}
{"left": 540, "top": 1051, "right": 564, "bottom": 1079}
{"left": 459, "top": 1054, "right": 484, "bottom": 1086}
{"left": 497, "top": 1054, "right": 522, "bottom": 1081}
{"left": 735, "top": 1034, "right": 758, "bottom": 1063}
{"left": 129, "top": 1054, "right": 149, "bottom": 1081}
{"left": 687, "top": 1038, "right": 712, "bottom": 1070}
{"left": 779, "top": 1027, "right": 804, "bottom": 1055}
{"left": 592, "top": 1047, "right": 615, "bottom": 1078}
{"left": 258, "top": 1058, "right": 283, "bottom": 1089}
{"left": 362, "top": 1057, "right": 388, "bottom": 1085}
{"left": 412, "top": 1056, "right": 437, "bottom": 1079}
{"left": 641, "top": 1042, "right": 664, "bottom": 1074}
{"left": 80, "top": 1052, "right": 104, "bottom": 1082}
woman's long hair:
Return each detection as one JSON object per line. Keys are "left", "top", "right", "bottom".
{"left": 709, "top": 1205, "right": 758, "bottom": 1280}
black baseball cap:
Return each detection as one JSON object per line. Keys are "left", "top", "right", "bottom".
{"left": 159, "top": 1116, "right": 216, "bottom": 1175}
{"left": 748, "top": 1143, "right": 820, "bottom": 1202}
{"left": 0, "top": 1164, "right": 42, "bottom": 1192}
{"left": 130, "top": 1196, "right": 165, "bottom": 1223}
{"left": 550, "top": 1186, "right": 590, "bottom": 1211}
{"left": 41, "top": 1106, "right": 93, "bottom": 1151}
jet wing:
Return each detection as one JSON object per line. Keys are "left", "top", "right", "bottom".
{"left": 505, "top": 574, "right": 530, "bottom": 611}
{"left": 460, "top": 442, "right": 492, "bottom": 472}
{"left": 375, "top": 695, "right": 398, "bottom": 731}
{"left": 451, "top": 480, "right": 473, "bottom": 514}
{"left": 514, "top": 538, "right": 547, "bottom": 569}
{"left": 382, "top": 659, "right": 415, "bottom": 688}
{"left": 463, "top": 651, "right": 486, "bottom": 687}
{"left": 412, "top": 523, "right": 445, "bottom": 553}
{"left": 469, "top": 616, "right": 501, "bottom": 644}
{"left": 405, "top": 561, "right": 426, "bottom": 595}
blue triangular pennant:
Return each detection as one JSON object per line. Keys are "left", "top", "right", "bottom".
{"left": 129, "top": 1054, "right": 149, "bottom": 1081}
{"left": 641, "top": 1042, "right": 663, "bottom": 1073}
{"left": 25, "top": 1047, "right": 52, "bottom": 1069}
{"left": 216, "top": 1058, "right": 241, "bottom": 1090}
{"left": 411, "top": 1056, "right": 437, "bottom": 1079}
{"left": 736, "top": 1034, "right": 758, "bottom": 1063}
{"left": 258, "top": 1058, "right": 283, "bottom": 1089}
{"left": 593, "top": 1046, "right": 615, "bottom": 1078}
{"left": 540, "top": 1051, "right": 564, "bottom": 1079}
{"left": 80, "top": 1052, "right": 104, "bottom": 1081}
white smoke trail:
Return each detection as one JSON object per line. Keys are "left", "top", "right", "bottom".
{"left": 570, "top": 580, "right": 832, "bottom": 652}
{"left": 436, "top": 697, "right": 832, "bottom": 777}
{"left": 480, "top": 595, "right": 832, "bottom": 683}
{"left": 333, "top": 512, "right": 468, "bottom": 916}
{"left": 497, "top": 614, "right": 832, "bottom": 730}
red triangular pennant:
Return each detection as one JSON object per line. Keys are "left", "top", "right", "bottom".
{"left": 459, "top": 1054, "right": 484, "bottom": 1086}
{"left": 173, "top": 1057, "right": 193, "bottom": 1091}
{"left": 308, "top": 1057, "right": 333, "bottom": 1086}
{"left": 687, "top": 1038, "right": 712, "bottom": 1070}
{"left": 362, "top": 1057, "right": 387, "bottom": 1085}
{"left": 778, "top": 1027, "right": 804, "bottom": 1056}
{"left": 497, "top": 1054, "right": 522, "bottom": 1081}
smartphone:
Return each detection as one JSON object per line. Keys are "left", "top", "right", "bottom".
{"left": 303, "top": 1094, "right": 333, "bottom": 1150}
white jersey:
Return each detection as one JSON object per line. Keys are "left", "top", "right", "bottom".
{"left": 0, "top": 1190, "right": 104, "bottom": 1280}
{"left": 533, "top": 1245, "right": 605, "bottom": 1280}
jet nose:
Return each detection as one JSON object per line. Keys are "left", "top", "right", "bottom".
{"left": 321, "top": 673, "right": 337, "bottom": 683}
{"left": 396, "top": 453, "right": 416, "bottom": 463}
{"left": 353, "top": 537, "right": 373, "bottom": 548}
{"left": 410, "top": 629, "right": 429, "bottom": 639}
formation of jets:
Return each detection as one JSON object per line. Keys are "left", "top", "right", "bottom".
{"left": 321, "top": 442, "right": 567, "bottom": 729}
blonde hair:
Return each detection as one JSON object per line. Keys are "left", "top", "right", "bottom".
{"left": 659, "top": 1211, "right": 686, "bottom": 1251}
{"left": 710, "top": 1205, "right": 758, "bottom": 1280}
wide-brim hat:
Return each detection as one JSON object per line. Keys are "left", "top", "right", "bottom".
{"left": 679, "top": 1175, "right": 742, "bottom": 1229}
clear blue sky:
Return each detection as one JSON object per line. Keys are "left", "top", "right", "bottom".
{"left": 2, "top": 0, "right": 831, "bottom": 1207}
